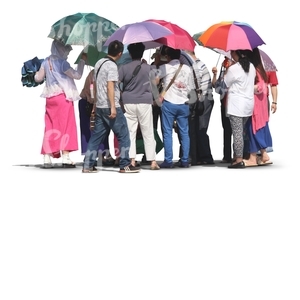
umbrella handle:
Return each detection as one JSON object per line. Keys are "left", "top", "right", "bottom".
{"left": 216, "top": 54, "right": 221, "bottom": 67}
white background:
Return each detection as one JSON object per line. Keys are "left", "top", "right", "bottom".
{"left": 1, "top": 1, "right": 299, "bottom": 300}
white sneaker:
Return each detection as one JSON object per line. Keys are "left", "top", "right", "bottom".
{"left": 62, "top": 154, "right": 76, "bottom": 168}
{"left": 43, "top": 154, "right": 53, "bottom": 168}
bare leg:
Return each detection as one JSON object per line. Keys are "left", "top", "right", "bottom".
{"left": 260, "top": 149, "right": 270, "bottom": 163}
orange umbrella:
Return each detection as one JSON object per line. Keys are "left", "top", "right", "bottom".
{"left": 199, "top": 21, "right": 265, "bottom": 51}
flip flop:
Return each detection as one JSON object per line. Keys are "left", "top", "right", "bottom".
{"left": 243, "top": 160, "right": 258, "bottom": 167}
{"left": 257, "top": 158, "right": 273, "bottom": 166}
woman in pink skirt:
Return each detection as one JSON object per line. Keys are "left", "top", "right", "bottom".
{"left": 35, "top": 40, "right": 87, "bottom": 168}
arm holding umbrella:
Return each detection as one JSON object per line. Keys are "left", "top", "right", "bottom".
{"left": 64, "top": 53, "right": 87, "bottom": 79}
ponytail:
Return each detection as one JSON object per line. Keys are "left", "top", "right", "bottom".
{"left": 235, "top": 50, "right": 250, "bottom": 73}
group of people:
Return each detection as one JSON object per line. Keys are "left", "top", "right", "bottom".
{"left": 34, "top": 38, "right": 278, "bottom": 172}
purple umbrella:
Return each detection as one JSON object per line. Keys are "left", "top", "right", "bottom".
{"left": 259, "top": 49, "right": 277, "bottom": 72}
{"left": 104, "top": 21, "right": 172, "bottom": 47}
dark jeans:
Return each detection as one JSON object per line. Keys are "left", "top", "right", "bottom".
{"left": 83, "top": 107, "right": 131, "bottom": 169}
{"left": 78, "top": 99, "right": 110, "bottom": 155}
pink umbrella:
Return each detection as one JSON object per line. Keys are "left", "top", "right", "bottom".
{"left": 144, "top": 19, "right": 196, "bottom": 51}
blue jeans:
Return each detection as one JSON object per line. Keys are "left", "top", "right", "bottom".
{"left": 161, "top": 100, "right": 190, "bottom": 163}
{"left": 83, "top": 107, "right": 131, "bottom": 169}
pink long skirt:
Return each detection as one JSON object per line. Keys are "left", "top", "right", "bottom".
{"left": 41, "top": 93, "right": 78, "bottom": 158}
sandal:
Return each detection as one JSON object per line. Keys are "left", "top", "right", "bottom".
{"left": 150, "top": 163, "right": 160, "bottom": 170}
{"left": 257, "top": 157, "right": 273, "bottom": 166}
{"left": 243, "top": 159, "right": 258, "bottom": 167}
{"left": 82, "top": 166, "right": 98, "bottom": 173}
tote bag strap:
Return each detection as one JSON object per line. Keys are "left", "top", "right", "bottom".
{"left": 164, "top": 64, "right": 183, "bottom": 93}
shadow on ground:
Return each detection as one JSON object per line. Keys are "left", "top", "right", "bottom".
{"left": 13, "top": 160, "right": 234, "bottom": 170}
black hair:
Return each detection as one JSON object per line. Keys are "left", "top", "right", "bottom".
{"left": 127, "top": 42, "right": 145, "bottom": 59}
{"left": 108, "top": 40, "right": 124, "bottom": 57}
{"left": 247, "top": 48, "right": 268, "bottom": 83}
{"left": 160, "top": 45, "right": 168, "bottom": 56}
{"left": 235, "top": 49, "right": 251, "bottom": 73}
{"left": 166, "top": 47, "right": 181, "bottom": 60}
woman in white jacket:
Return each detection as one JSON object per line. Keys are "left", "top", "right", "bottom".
{"left": 35, "top": 40, "right": 87, "bottom": 168}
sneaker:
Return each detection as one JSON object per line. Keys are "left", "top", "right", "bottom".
{"left": 175, "top": 158, "right": 191, "bottom": 167}
{"left": 159, "top": 161, "right": 174, "bottom": 168}
{"left": 178, "top": 161, "right": 189, "bottom": 168}
{"left": 62, "top": 154, "right": 76, "bottom": 168}
{"left": 43, "top": 154, "right": 53, "bottom": 168}
{"left": 119, "top": 164, "right": 140, "bottom": 173}
{"left": 82, "top": 166, "right": 98, "bottom": 173}
{"left": 174, "top": 159, "right": 182, "bottom": 167}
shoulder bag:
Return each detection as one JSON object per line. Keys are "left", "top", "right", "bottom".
{"left": 189, "top": 67, "right": 204, "bottom": 117}
{"left": 89, "top": 58, "right": 111, "bottom": 130}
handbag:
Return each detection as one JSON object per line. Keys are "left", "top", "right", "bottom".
{"left": 159, "top": 64, "right": 182, "bottom": 104}
{"left": 90, "top": 111, "right": 96, "bottom": 131}
{"left": 190, "top": 68, "right": 204, "bottom": 117}
{"left": 85, "top": 101, "right": 94, "bottom": 117}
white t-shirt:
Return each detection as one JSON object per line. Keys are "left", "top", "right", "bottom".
{"left": 224, "top": 62, "right": 256, "bottom": 117}
{"left": 158, "top": 59, "right": 193, "bottom": 105}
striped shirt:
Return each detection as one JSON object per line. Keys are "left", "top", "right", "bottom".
{"left": 180, "top": 51, "right": 213, "bottom": 101}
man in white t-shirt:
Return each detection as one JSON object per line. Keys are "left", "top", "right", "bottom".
{"left": 155, "top": 47, "right": 193, "bottom": 168}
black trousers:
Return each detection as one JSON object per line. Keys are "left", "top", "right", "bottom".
{"left": 177, "top": 101, "right": 214, "bottom": 164}
{"left": 220, "top": 100, "right": 232, "bottom": 161}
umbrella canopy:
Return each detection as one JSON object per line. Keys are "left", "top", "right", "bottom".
{"left": 75, "top": 45, "right": 107, "bottom": 67}
{"left": 144, "top": 19, "right": 196, "bottom": 51}
{"left": 259, "top": 49, "right": 277, "bottom": 72}
{"left": 193, "top": 31, "right": 277, "bottom": 71}
{"left": 104, "top": 21, "right": 172, "bottom": 47}
{"left": 74, "top": 45, "right": 131, "bottom": 67}
{"left": 198, "top": 21, "right": 265, "bottom": 51}
{"left": 48, "top": 12, "right": 119, "bottom": 49}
